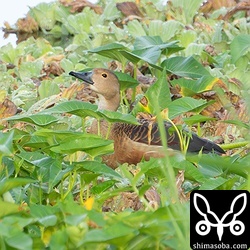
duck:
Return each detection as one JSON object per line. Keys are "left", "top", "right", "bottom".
{"left": 69, "top": 68, "right": 225, "bottom": 168}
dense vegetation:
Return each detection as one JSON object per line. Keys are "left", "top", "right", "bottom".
{"left": 0, "top": 0, "right": 249, "bottom": 249}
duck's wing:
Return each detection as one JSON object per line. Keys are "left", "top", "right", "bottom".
{"left": 113, "top": 119, "right": 225, "bottom": 154}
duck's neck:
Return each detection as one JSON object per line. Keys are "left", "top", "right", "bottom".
{"left": 97, "top": 94, "right": 120, "bottom": 111}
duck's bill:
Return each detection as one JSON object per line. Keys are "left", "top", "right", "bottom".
{"left": 69, "top": 71, "right": 94, "bottom": 85}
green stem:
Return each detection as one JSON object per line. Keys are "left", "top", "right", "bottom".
{"left": 220, "top": 141, "right": 249, "bottom": 150}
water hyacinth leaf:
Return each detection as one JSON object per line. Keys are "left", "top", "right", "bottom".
{"left": 18, "top": 60, "right": 44, "bottom": 81}
{"left": 161, "top": 56, "right": 211, "bottom": 78}
{"left": 171, "top": 76, "right": 219, "bottom": 96}
{"left": 66, "top": 12, "right": 93, "bottom": 34}
{"left": 126, "top": 19, "right": 147, "bottom": 37}
{"left": 7, "top": 114, "right": 58, "bottom": 127}
{"left": 148, "top": 20, "right": 184, "bottom": 41}
{"left": 29, "top": 2, "right": 57, "bottom": 30}
{"left": 38, "top": 80, "right": 60, "bottom": 99}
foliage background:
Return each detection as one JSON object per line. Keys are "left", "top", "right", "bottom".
{"left": 0, "top": 0, "right": 249, "bottom": 249}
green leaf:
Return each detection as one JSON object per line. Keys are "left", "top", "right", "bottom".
{"left": 161, "top": 56, "right": 211, "bottom": 78}
{"left": 183, "top": 114, "right": 216, "bottom": 126}
{"left": 121, "top": 47, "right": 161, "bottom": 65}
{"left": 148, "top": 20, "right": 184, "bottom": 41}
{"left": 41, "top": 100, "right": 139, "bottom": 124}
{"left": 114, "top": 72, "right": 139, "bottom": 91}
{"left": 81, "top": 222, "right": 137, "bottom": 244}
{"left": 0, "top": 130, "right": 14, "bottom": 156}
{"left": 30, "top": 204, "right": 58, "bottom": 227}
{"left": 171, "top": 76, "right": 218, "bottom": 96}
{"left": 230, "top": 34, "right": 250, "bottom": 63}
{"left": 50, "top": 134, "right": 113, "bottom": 156}
{"left": 91, "top": 180, "right": 117, "bottom": 194}
{"left": 167, "top": 97, "right": 210, "bottom": 118}
{"left": 29, "top": 2, "right": 57, "bottom": 30}
{"left": 38, "top": 80, "right": 60, "bottom": 99}
{"left": 7, "top": 114, "right": 58, "bottom": 127}
{"left": 0, "top": 178, "right": 37, "bottom": 196}
{"left": 75, "top": 161, "right": 122, "bottom": 180}
{"left": 145, "top": 68, "right": 171, "bottom": 113}
{"left": 0, "top": 201, "right": 24, "bottom": 218}
{"left": 5, "top": 232, "right": 33, "bottom": 250}
{"left": 133, "top": 36, "right": 183, "bottom": 54}
{"left": 88, "top": 43, "right": 128, "bottom": 64}
{"left": 18, "top": 60, "right": 44, "bottom": 81}
{"left": 199, "top": 177, "right": 227, "bottom": 190}
{"left": 222, "top": 120, "right": 250, "bottom": 130}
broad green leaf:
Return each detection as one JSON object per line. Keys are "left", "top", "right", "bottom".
{"left": 183, "top": 114, "right": 216, "bottom": 126}
{"left": 41, "top": 100, "right": 139, "bottom": 124}
{"left": 50, "top": 134, "right": 113, "bottom": 156}
{"left": 145, "top": 68, "right": 171, "bottom": 113}
{"left": 0, "top": 178, "right": 37, "bottom": 196}
{"left": 81, "top": 222, "right": 137, "bottom": 244}
{"left": 120, "top": 47, "right": 161, "bottom": 65}
{"left": 75, "top": 161, "right": 122, "bottom": 180}
{"left": 133, "top": 36, "right": 183, "bottom": 55}
{"left": 230, "top": 34, "right": 250, "bottom": 63}
{"left": 0, "top": 201, "right": 23, "bottom": 218}
{"left": 17, "top": 152, "right": 67, "bottom": 190}
{"left": 0, "top": 130, "right": 14, "bottom": 156}
{"left": 5, "top": 232, "right": 33, "bottom": 250}
{"left": 114, "top": 72, "right": 139, "bottom": 91}
{"left": 171, "top": 76, "right": 218, "bottom": 96}
{"left": 222, "top": 120, "right": 250, "bottom": 130}
{"left": 88, "top": 43, "right": 128, "bottom": 64}
{"left": 91, "top": 180, "right": 117, "bottom": 194}
{"left": 30, "top": 204, "right": 58, "bottom": 227}
{"left": 7, "top": 114, "right": 58, "bottom": 127}
{"left": 167, "top": 97, "right": 209, "bottom": 118}
{"left": 199, "top": 177, "right": 227, "bottom": 190}
{"left": 161, "top": 56, "right": 211, "bottom": 78}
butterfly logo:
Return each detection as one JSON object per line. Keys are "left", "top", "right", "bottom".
{"left": 193, "top": 193, "right": 247, "bottom": 241}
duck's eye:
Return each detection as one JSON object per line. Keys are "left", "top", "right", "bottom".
{"left": 102, "top": 73, "right": 107, "bottom": 78}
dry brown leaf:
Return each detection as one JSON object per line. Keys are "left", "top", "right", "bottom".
{"left": 16, "top": 15, "right": 39, "bottom": 33}
{"left": 60, "top": 0, "right": 103, "bottom": 14}
{"left": 116, "top": 2, "right": 143, "bottom": 17}
{"left": 0, "top": 98, "right": 17, "bottom": 119}
{"left": 176, "top": 170, "right": 188, "bottom": 203}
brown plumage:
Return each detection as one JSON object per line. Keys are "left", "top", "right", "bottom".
{"left": 69, "top": 68, "right": 225, "bottom": 168}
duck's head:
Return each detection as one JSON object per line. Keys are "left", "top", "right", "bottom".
{"left": 69, "top": 68, "right": 120, "bottom": 111}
